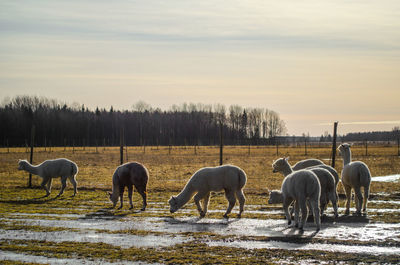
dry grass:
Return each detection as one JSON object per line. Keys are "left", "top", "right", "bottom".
{"left": 1, "top": 145, "right": 399, "bottom": 196}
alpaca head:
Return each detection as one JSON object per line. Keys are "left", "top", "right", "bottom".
{"left": 338, "top": 143, "right": 352, "bottom": 156}
{"left": 17, "top": 160, "right": 28, "bottom": 170}
{"left": 108, "top": 192, "right": 118, "bottom": 207}
{"left": 272, "top": 157, "right": 289, "bottom": 173}
{"left": 268, "top": 190, "right": 283, "bottom": 204}
{"left": 168, "top": 196, "right": 179, "bottom": 213}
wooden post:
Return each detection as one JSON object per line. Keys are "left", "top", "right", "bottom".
{"left": 276, "top": 140, "right": 279, "bottom": 156}
{"left": 331, "top": 122, "right": 338, "bottom": 168}
{"left": 304, "top": 138, "right": 307, "bottom": 156}
{"left": 73, "top": 139, "right": 75, "bottom": 153}
{"left": 398, "top": 137, "right": 400, "bottom": 156}
{"left": 28, "top": 125, "right": 35, "bottom": 188}
{"left": 7, "top": 139, "right": 9, "bottom": 153}
{"left": 49, "top": 140, "right": 51, "bottom": 153}
{"left": 120, "top": 127, "right": 124, "bottom": 165}
{"left": 44, "top": 137, "right": 47, "bottom": 152}
{"left": 365, "top": 139, "right": 368, "bottom": 156}
{"left": 64, "top": 138, "right": 66, "bottom": 152}
{"left": 219, "top": 122, "right": 223, "bottom": 165}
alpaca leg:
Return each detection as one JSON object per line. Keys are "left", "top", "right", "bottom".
{"left": 344, "top": 185, "right": 352, "bottom": 215}
{"left": 236, "top": 189, "right": 246, "bottom": 218}
{"left": 283, "top": 197, "right": 293, "bottom": 226}
{"left": 294, "top": 200, "right": 300, "bottom": 228}
{"left": 307, "top": 200, "right": 313, "bottom": 217}
{"left": 194, "top": 191, "right": 207, "bottom": 217}
{"left": 57, "top": 177, "right": 67, "bottom": 197}
{"left": 46, "top": 178, "right": 53, "bottom": 194}
{"left": 201, "top": 192, "right": 211, "bottom": 216}
{"left": 223, "top": 189, "right": 236, "bottom": 218}
{"left": 362, "top": 186, "right": 369, "bottom": 212}
{"left": 311, "top": 199, "right": 321, "bottom": 231}
{"left": 137, "top": 188, "right": 147, "bottom": 211}
{"left": 68, "top": 175, "right": 78, "bottom": 196}
{"left": 118, "top": 186, "right": 124, "bottom": 209}
{"left": 327, "top": 190, "right": 338, "bottom": 218}
{"left": 299, "top": 198, "right": 308, "bottom": 230}
{"left": 41, "top": 178, "right": 50, "bottom": 197}
{"left": 354, "top": 187, "right": 363, "bottom": 215}
{"left": 319, "top": 193, "right": 327, "bottom": 217}
{"left": 127, "top": 185, "right": 134, "bottom": 209}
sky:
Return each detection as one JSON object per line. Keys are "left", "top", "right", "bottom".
{"left": 1, "top": 0, "right": 399, "bottom": 136}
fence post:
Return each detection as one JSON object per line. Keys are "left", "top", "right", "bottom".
{"left": 365, "top": 139, "right": 368, "bottom": 156}
{"left": 276, "top": 140, "right": 279, "bottom": 156}
{"left": 331, "top": 122, "right": 338, "bottom": 168}
{"left": 7, "top": 139, "right": 9, "bottom": 153}
{"left": 396, "top": 137, "right": 400, "bottom": 156}
{"left": 120, "top": 127, "right": 124, "bottom": 165}
{"left": 28, "top": 125, "right": 35, "bottom": 188}
{"left": 219, "top": 122, "right": 223, "bottom": 165}
{"left": 304, "top": 138, "right": 307, "bottom": 156}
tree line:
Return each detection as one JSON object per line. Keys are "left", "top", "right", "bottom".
{"left": 0, "top": 96, "right": 287, "bottom": 147}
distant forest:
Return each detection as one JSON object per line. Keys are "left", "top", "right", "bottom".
{"left": 0, "top": 95, "right": 287, "bottom": 147}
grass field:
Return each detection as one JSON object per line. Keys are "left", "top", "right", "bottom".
{"left": 1, "top": 145, "right": 400, "bottom": 264}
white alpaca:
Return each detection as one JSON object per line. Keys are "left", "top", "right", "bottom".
{"left": 272, "top": 157, "right": 338, "bottom": 218}
{"left": 292, "top": 159, "right": 325, "bottom": 171}
{"left": 269, "top": 158, "right": 321, "bottom": 231}
{"left": 168, "top": 165, "right": 247, "bottom": 218}
{"left": 18, "top": 158, "right": 78, "bottom": 197}
{"left": 338, "top": 143, "right": 371, "bottom": 215}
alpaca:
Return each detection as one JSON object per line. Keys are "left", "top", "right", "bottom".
{"left": 270, "top": 157, "right": 321, "bottom": 231}
{"left": 168, "top": 164, "right": 247, "bottom": 218}
{"left": 18, "top": 158, "right": 78, "bottom": 197}
{"left": 338, "top": 143, "right": 371, "bottom": 215}
{"left": 108, "top": 162, "right": 149, "bottom": 210}
{"left": 272, "top": 157, "right": 338, "bottom": 218}
{"left": 292, "top": 159, "right": 325, "bottom": 171}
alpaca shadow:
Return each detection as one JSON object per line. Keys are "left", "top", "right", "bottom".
{"left": 80, "top": 208, "right": 129, "bottom": 220}
{"left": 323, "top": 213, "right": 370, "bottom": 224}
{"left": 0, "top": 196, "right": 57, "bottom": 205}
{"left": 164, "top": 216, "right": 240, "bottom": 232}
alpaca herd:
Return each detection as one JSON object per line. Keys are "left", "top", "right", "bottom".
{"left": 17, "top": 143, "right": 371, "bottom": 232}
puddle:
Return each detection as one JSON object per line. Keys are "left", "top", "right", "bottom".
{"left": 372, "top": 174, "right": 400, "bottom": 183}
{"left": 0, "top": 229, "right": 188, "bottom": 249}
{"left": 206, "top": 240, "right": 400, "bottom": 255}
{"left": 0, "top": 250, "right": 155, "bottom": 265}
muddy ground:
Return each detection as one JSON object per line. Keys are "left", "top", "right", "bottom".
{"left": 1, "top": 175, "right": 400, "bottom": 264}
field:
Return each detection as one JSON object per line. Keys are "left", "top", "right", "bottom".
{"left": 1, "top": 145, "right": 400, "bottom": 264}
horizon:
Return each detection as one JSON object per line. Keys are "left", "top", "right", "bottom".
{"left": 1, "top": 1, "right": 399, "bottom": 136}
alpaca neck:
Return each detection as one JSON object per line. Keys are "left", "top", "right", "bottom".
{"left": 343, "top": 150, "right": 352, "bottom": 166}
{"left": 282, "top": 164, "right": 293, "bottom": 176}
{"left": 111, "top": 183, "right": 120, "bottom": 202}
{"left": 23, "top": 162, "right": 40, "bottom": 175}
{"left": 175, "top": 184, "right": 196, "bottom": 209}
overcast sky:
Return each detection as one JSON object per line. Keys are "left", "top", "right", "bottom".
{"left": 1, "top": 0, "right": 399, "bottom": 136}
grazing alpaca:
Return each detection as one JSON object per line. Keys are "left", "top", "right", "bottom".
{"left": 272, "top": 157, "right": 338, "bottom": 218}
{"left": 168, "top": 165, "right": 247, "bottom": 218}
{"left": 108, "top": 162, "right": 148, "bottom": 210}
{"left": 270, "top": 157, "right": 321, "bottom": 231}
{"left": 18, "top": 158, "right": 78, "bottom": 197}
{"left": 338, "top": 143, "right": 371, "bottom": 215}
{"left": 292, "top": 159, "right": 325, "bottom": 171}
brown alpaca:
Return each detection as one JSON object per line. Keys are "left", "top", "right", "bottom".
{"left": 108, "top": 162, "right": 148, "bottom": 210}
